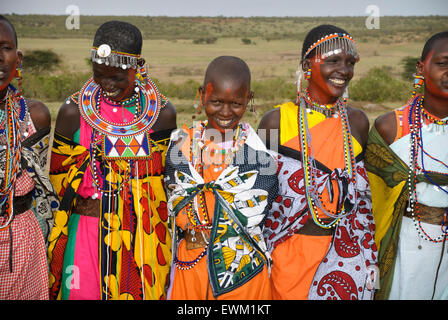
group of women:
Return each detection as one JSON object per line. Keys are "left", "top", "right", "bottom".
{"left": 0, "top": 15, "right": 447, "bottom": 300}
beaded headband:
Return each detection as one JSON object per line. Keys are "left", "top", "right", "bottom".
{"left": 303, "top": 33, "right": 359, "bottom": 61}
{"left": 91, "top": 44, "right": 140, "bottom": 70}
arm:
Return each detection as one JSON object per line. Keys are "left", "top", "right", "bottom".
{"left": 27, "top": 98, "right": 51, "bottom": 132}
{"left": 257, "top": 108, "right": 280, "bottom": 149}
{"left": 347, "top": 106, "right": 370, "bottom": 150}
{"left": 54, "top": 99, "right": 81, "bottom": 140}
{"left": 151, "top": 101, "right": 177, "bottom": 132}
{"left": 373, "top": 111, "right": 397, "bottom": 146}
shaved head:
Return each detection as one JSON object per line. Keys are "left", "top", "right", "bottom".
{"left": 203, "top": 56, "right": 251, "bottom": 89}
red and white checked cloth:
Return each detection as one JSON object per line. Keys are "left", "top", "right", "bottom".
{"left": 0, "top": 172, "right": 49, "bottom": 300}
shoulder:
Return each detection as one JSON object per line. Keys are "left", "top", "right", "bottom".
{"left": 25, "top": 98, "right": 51, "bottom": 131}
{"left": 54, "top": 98, "right": 81, "bottom": 140}
{"left": 346, "top": 105, "right": 370, "bottom": 148}
{"left": 347, "top": 106, "right": 369, "bottom": 133}
{"left": 152, "top": 100, "right": 177, "bottom": 132}
{"left": 373, "top": 110, "right": 397, "bottom": 146}
{"left": 258, "top": 108, "right": 280, "bottom": 131}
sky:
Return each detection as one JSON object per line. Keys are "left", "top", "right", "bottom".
{"left": 2, "top": 0, "right": 448, "bottom": 17}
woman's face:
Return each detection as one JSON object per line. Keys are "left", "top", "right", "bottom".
{"left": 201, "top": 78, "right": 252, "bottom": 134}
{"left": 418, "top": 39, "right": 448, "bottom": 100}
{"left": 92, "top": 62, "right": 137, "bottom": 102}
{"left": 0, "top": 21, "right": 21, "bottom": 93}
{"left": 305, "top": 51, "right": 357, "bottom": 104}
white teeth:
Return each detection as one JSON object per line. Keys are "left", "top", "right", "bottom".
{"left": 0, "top": 71, "right": 5, "bottom": 77}
{"left": 216, "top": 119, "right": 232, "bottom": 126}
{"left": 329, "top": 78, "right": 345, "bottom": 85}
{"left": 105, "top": 90, "right": 119, "bottom": 97}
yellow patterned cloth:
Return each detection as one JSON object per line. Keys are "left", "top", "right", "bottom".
{"left": 47, "top": 131, "right": 172, "bottom": 300}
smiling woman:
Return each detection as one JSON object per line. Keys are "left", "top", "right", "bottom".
{"left": 258, "top": 24, "right": 377, "bottom": 300}
{"left": 47, "top": 20, "right": 177, "bottom": 300}
{"left": 164, "top": 56, "right": 278, "bottom": 300}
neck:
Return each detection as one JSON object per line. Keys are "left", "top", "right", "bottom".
{"left": 422, "top": 93, "right": 448, "bottom": 119}
{"left": 0, "top": 86, "right": 9, "bottom": 101}
{"left": 305, "top": 85, "right": 338, "bottom": 106}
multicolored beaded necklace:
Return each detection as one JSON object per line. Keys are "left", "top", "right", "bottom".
{"left": 174, "top": 121, "right": 249, "bottom": 270}
{"left": 0, "top": 85, "right": 29, "bottom": 231}
{"left": 297, "top": 94, "right": 356, "bottom": 229}
{"left": 301, "top": 88, "right": 339, "bottom": 118}
{"left": 407, "top": 95, "right": 448, "bottom": 242}
{"left": 79, "top": 77, "right": 161, "bottom": 137}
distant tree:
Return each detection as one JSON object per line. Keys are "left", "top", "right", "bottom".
{"left": 400, "top": 56, "right": 420, "bottom": 81}
{"left": 23, "top": 49, "right": 61, "bottom": 73}
{"left": 241, "top": 38, "right": 252, "bottom": 45}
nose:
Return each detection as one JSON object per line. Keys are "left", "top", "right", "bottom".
{"left": 219, "top": 103, "right": 233, "bottom": 117}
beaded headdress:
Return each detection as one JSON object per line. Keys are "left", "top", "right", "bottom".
{"left": 91, "top": 44, "right": 140, "bottom": 70}
{"left": 302, "top": 32, "right": 359, "bottom": 61}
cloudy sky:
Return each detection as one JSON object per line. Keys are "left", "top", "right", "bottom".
{"left": 2, "top": 0, "right": 448, "bottom": 16}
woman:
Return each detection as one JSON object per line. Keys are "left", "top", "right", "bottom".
{"left": 165, "top": 56, "right": 278, "bottom": 299}
{"left": 366, "top": 31, "right": 448, "bottom": 300}
{"left": 0, "top": 15, "right": 58, "bottom": 300}
{"left": 47, "top": 21, "right": 177, "bottom": 300}
{"left": 259, "top": 24, "right": 377, "bottom": 300}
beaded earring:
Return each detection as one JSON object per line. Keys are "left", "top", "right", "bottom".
{"left": 250, "top": 96, "right": 255, "bottom": 113}
{"left": 304, "top": 68, "right": 312, "bottom": 80}
{"left": 412, "top": 73, "right": 424, "bottom": 98}
{"left": 15, "top": 63, "right": 23, "bottom": 96}
{"left": 193, "top": 90, "right": 202, "bottom": 115}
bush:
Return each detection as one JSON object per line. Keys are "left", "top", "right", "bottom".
{"left": 252, "top": 77, "right": 296, "bottom": 101}
{"left": 400, "top": 56, "right": 420, "bottom": 81}
{"left": 241, "top": 38, "right": 252, "bottom": 45}
{"left": 23, "top": 49, "right": 61, "bottom": 72}
{"left": 22, "top": 72, "right": 91, "bottom": 102}
{"left": 192, "top": 37, "right": 217, "bottom": 44}
{"left": 349, "top": 66, "right": 410, "bottom": 103}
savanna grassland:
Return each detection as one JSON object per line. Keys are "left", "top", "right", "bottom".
{"left": 6, "top": 14, "right": 448, "bottom": 128}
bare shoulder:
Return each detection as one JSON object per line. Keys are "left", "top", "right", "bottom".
{"left": 25, "top": 98, "right": 51, "bottom": 131}
{"left": 152, "top": 101, "right": 177, "bottom": 132}
{"left": 347, "top": 105, "right": 370, "bottom": 148}
{"left": 257, "top": 108, "right": 280, "bottom": 146}
{"left": 54, "top": 99, "right": 81, "bottom": 140}
{"left": 258, "top": 108, "right": 280, "bottom": 131}
{"left": 373, "top": 110, "right": 397, "bottom": 146}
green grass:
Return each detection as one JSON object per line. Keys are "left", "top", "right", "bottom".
{"left": 12, "top": 14, "right": 444, "bottom": 130}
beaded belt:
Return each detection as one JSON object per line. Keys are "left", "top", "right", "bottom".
{"left": 184, "top": 228, "right": 209, "bottom": 250}
{"left": 0, "top": 191, "right": 33, "bottom": 217}
{"left": 295, "top": 218, "right": 334, "bottom": 236}
{"left": 404, "top": 202, "right": 447, "bottom": 225}
{"left": 73, "top": 197, "right": 101, "bottom": 218}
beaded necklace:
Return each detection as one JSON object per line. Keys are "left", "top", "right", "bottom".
{"left": 297, "top": 95, "right": 356, "bottom": 229}
{"left": 301, "top": 88, "right": 339, "bottom": 118}
{"left": 174, "top": 121, "right": 248, "bottom": 270}
{"left": 79, "top": 77, "right": 160, "bottom": 137}
{"left": 421, "top": 107, "right": 448, "bottom": 126}
{"left": 407, "top": 95, "right": 448, "bottom": 242}
{"left": 0, "top": 85, "right": 29, "bottom": 231}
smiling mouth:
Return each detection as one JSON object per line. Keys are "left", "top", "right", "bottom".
{"left": 0, "top": 71, "right": 6, "bottom": 79}
{"left": 328, "top": 78, "right": 347, "bottom": 86}
{"left": 215, "top": 119, "right": 234, "bottom": 127}
{"left": 104, "top": 90, "right": 120, "bottom": 98}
